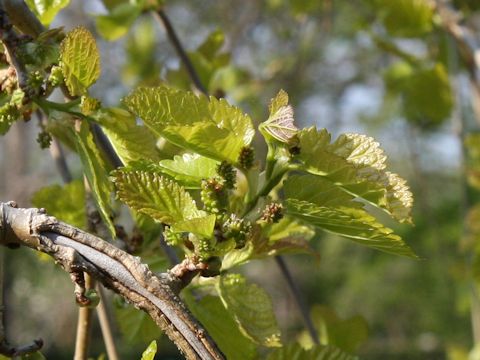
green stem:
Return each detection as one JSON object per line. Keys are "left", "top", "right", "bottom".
{"left": 34, "top": 97, "right": 83, "bottom": 117}
{"left": 242, "top": 165, "right": 291, "bottom": 217}
{"left": 265, "top": 142, "right": 276, "bottom": 179}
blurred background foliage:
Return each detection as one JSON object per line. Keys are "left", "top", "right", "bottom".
{"left": 2, "top": 0, "right": 480, "bottom": 358}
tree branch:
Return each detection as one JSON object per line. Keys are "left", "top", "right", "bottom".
{"left": 0, "top": 202, "right": 224, "bottom": 360}
{"left": 153, "top": 10, "right": 208, "bottom": 95}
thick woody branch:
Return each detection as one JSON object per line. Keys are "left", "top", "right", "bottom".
{"left": 0, "top": 202, "right": 224, "bottom": 360}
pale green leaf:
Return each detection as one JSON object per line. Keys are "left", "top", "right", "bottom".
{"left": 123, "top": 86, "right": 255, "bottom": 164}
{"left": 285, "top": 198, "right": 415, "bottom": 257}
{"left": 297, "top": 305, "right": 368, "bottom": 353}
{"left": 74, "top": 122, "right": 115, "bottom": 238}
{"left": 115, "top": 304, "right": 162, "bottom": 345}
{"left": 141, "top": 340, "right": 157, "bottom": 360}
{"left": 185, "top": 294, "right": 257, "bottom": 360}
{"left": 158, "top": 153, "right": 219, "bottom": 188}
{"left": 218, "top": 274, "right": 282, "bottom": 347}
{"left": 25, "top": 0, "right": 69, "bottom": 25}
{"left": 60, "top": 27, "right": 100, "bottom": 96}
{"left": 94, "top": 107, "right": 160, "bottom": 164}
{"left": 297, "top": 127, "right": 413, "bottom": 223}
{"left": 171, "top": 214, "right": 216, "bottom": 239}
{"left": 95, "top": 3, "right": 142, "bottom": 41}
{"left": 31, "top": 180, "right": 86, "bottom": 229}
{"left": 198, "top": 29, "right": 225, "bottom": 59}
{"left": 112, "top": 170, "right": 203, "bottom": 224}
{"left": 267, "top": 343, "right": 358, "bottom": 360}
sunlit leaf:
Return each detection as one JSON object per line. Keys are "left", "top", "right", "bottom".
{"left": 74, "top": 121, "right": 115, "bottom": 238}
{"left": 158, "top": 153, "right": 219, "bottom": 188}
{"left": 112, "top": 170, "right": 203, "bottom": 224}
{"left": 267, "top": 343, "right": 358, "bottom": 360}
{"left": 185, "top": 294, "right": 257, "bottom": 360}
{"left": 31, "top": 180, "right": 86, "bottom": 229}
{"left": 25, "top": 0, "right": 69, "bottom": 25}
{"left": 60, "top": 27, "right": 100, "bottom": 96}
{"left": 94, "top": 107, "right": 160, "bottom": 164}
{"left": 297, "top": 127, "right": 413, "bottom": 223}
{"left": 123, "top": 86, "right": 255, "bottom": 164}
{"left": 218, "top": 274, "right": 282, "bottom": 347}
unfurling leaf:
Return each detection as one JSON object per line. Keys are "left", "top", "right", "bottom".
{"left": 261, "top": 89, "right": 298, "bottom": 143}
{"left": 60, "top": 27, "right": 100, "bottom": 96}
{"left": 297, "top": 127, "right": 413, "bottom": 223}
{"left": 112, "top": 170, "right": 204, "bottom": 224}
{"left": 218, "top": 274, "right": 282, "bottom": 347}
{"left": 123, "top": 86, "right": 255, "bottom": 164}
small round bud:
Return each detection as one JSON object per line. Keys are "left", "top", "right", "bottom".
{"left": 36, "top": 131, "right": 52, "bottom": 149}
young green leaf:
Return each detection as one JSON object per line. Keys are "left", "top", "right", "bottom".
{"left": 217, "top": 274, "right": 282, "bottom": 347}
{"left": 123, "top": 86, "right": 255, "bottom": 164}
{"left": 31, "top": 180, "right": 86, "bottom": 229}
{"left": 265, "top": 216, "right": 315, "bottom": 242}
{"left": 297, "top": 127, "right": 413, "bottom": 223}
{"left": 60, "top": 27, "right": 100, "bottom": 96}
{"left": 158, "top": 153, "right": 219, "bottom": 188}
{"left": 140, "top": 340, "right": 157, "bottom": 360}
{"left": 112, "top": 170, "right": 204, "bottom": 225}
{"left": 94, "top": 107, "right": 160, "bottom": 164}
{"left": 267, "top": 343, "right": 358, "bottom": 360}
{"left": 185, "top": 294, "right": 257, "bottom": 360}
{"left": 74, "top": 121, "right": 116, "bottom": 238}
{"left": 25, "top": 0, "right": 70, "bottom": 26}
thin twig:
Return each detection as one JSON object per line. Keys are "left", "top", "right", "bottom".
{"left": 275, "top": 256, "right": 319, "bottom": 344}
{"left": 74, "top": 274, "right": 94, "bottom": 360}
{"left": 153, "top": 10, "right": 208, "bottom": 95}
{"left": 96, "top": 285, "right": 120, "bottom": 360}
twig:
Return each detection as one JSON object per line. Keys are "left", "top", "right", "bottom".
{"left": 0, "top": 202, "right": 224, "bottom": 360}
{"left": 1, "top": 0, "right": 43, "bottom": 38}
{"left": 0, "top": 9, "right": 29, "bottom": 91}
{"left": 275, "top": 257, "right": 319, "bottom": 344}
{"left": 96, "top": 285, "right": 119, "bottom": 360}
{"left": 154, "top": 7, "right": 318, "bottom": 345}
{"left": 153, "top": 10, "right": 208, "bottom": 95}
{"left": 74, "top": 274, "right": 94, "bottom": 360}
